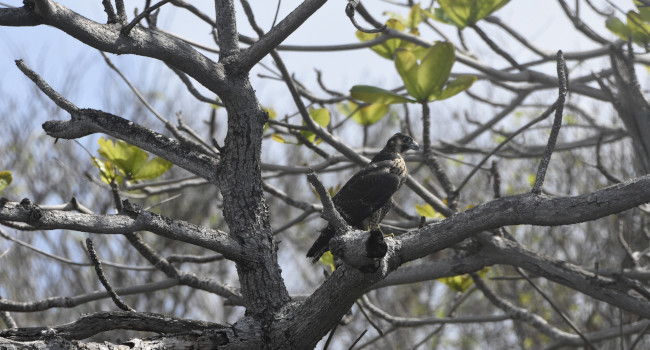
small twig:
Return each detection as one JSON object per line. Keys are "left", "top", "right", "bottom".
{"left": 85, "top": 238, "right": 136, "bottom": 312}
{"left": 345, "top": 1, "right": 386, "bottom": 34}
{"left": 515, "top": 268, "right": 596, "bottom": 349}
{"left": 322, "top": 323, "right": 338, "bottom": 350}
{"left": 531, "top": 50, "right": 568, "bottom": 194}
{"left": 348, "top": 329, "right": 368, "bottom": 350}
{"left": 15, "top": 60, "right": 78, "bottom": 114}
{"left": 357, "top": 298, "right": 384, "bottom": 336}
{"left": 490, "top": 161, "right": 501, "bottom": 198}
{"left": 101, "top": 0, "right": 118, "bottom": 23}
{"left": 471, "top": 24, "right": 523, "bottom": 70}
{"left": 629, "top": 322, "right": 650, "bottom": 350}
{"left": 115, "top": 0, "right": 127, "bottom": 24}
{"left": 121, "top": 0, "right": 172, "bottom": 36}
{"left": 452, "top": 100, "right": 560, "bottom": 198}
{"left": 306, "top": 172, "right": 350, "bottom": 235}
{"left": 0, "top": 309, "right": 16, "bottom": 329}
{"left": 595, "top": 135, "right": 621, "bottom": 183}
{"left": 271, "top": 0, "right": 282, "bottom": 28}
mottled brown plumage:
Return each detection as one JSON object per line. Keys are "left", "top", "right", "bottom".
{"left": 306, "top": 133, "right": 419, "bottom": 262}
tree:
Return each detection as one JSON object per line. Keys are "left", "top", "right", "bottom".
{"left": 1, "top": 0, "right": 650, "bottom": 348}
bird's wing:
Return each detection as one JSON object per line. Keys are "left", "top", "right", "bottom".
{"left": 333, "top": 164, "right": 401, "bottom": 227}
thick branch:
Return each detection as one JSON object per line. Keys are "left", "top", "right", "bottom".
{"left": 15, "top": 59, "right": 221, "bottom": 183}
{"left": 238, "top": 0, "right": 327, "bottom": 71}
{"left": 0, "top": 311, "right": 223, "bottom": 341}
{"left": 399, "top": 175, "right": 650, "bottom": 263}
{"left": 0, "top": 2, "right": 228, "bottom": 94}
{"left": 0, "top": 200, "right": 244, "bottom": 260}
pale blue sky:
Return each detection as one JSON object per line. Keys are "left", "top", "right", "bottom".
{"left": 0, "top": 1, "right": 618, "bottom": 113}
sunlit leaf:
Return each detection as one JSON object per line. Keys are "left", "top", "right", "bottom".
{"left": 309, "top": 108, "right": 330, "bottom": 127}
{"left": 635, "top": 1, "right": 650, "bottom": 22}
{"left": 419, "top": 42, "right": 455, "bottom": 99}
{"left": 437, "top": 0, "right": 510, "bottom": 28}
{"left": 437, "top": 267, "right": 489, "bottom": 292}
{"left": 527, "top": 174, "right": 536, "bottom": 187}
{"left": 415, "top": 203, "right": 445, "bottom": 219}
{"left": 408, "top": 4, "right": 424, "bottom": 30}
{"left": 395, "top": 42, "right": 457, "bottom": 102}
{"left": 606, "top": 16, "right": 631, "bottom": 41}
{"left": 627, "top": 11, "right": 650, "bottom": 46}
{"left": 320, "top": 251, "right": 336, "bottom": 271}
{"left": 351, "top": 103, "right": 390, "bottom": 126}
{"left": 96, "top": 138, "right": 172, "bottom": 183}
{"left": 271, "top": 134, "right": 286, "bottom": 143}
{"left": 263, "top": 107, "right": 277, "bottom": 119}
{"left": 435, "top": 75, "right": 477, "bottom": 100}
{"left": 0, "top": 171, "right": 12, "bottom": 192}
{"left": 132, "top": 157, "right": 173, "bottom": 180}
{"left": 423, "top": 7, "right": 457, "bottom": 26}
{"left": 395, "top": 49, "right": 424, "bottom": 100}
{"left": 438, "top": 274, "right": 474, "bottom": 292}
{"left": 355, "top": 19, "right": 406, "bottom": 59}
{"left": 300, "top": 108, "right": 331, "bottom": 143}
{"left": 350, "top": 85, "right": 415, "bottom": 104}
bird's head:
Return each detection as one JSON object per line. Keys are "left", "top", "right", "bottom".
{"left": 384, "top": 132, "right": 419, "bottom": 154}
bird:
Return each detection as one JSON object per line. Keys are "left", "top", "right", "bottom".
{"left": 306, "top": 132, "right": 419, "bottom": 263}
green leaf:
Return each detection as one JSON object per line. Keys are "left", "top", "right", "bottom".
{"left": 438, "top": 267, "right": 489, "bottom": 292}
{"left": 350, "top": 103, "right": 390, "bottom": 126}
{"left": 350, "top": 85, "right": 415, "bottom": 104}
{"left": 635, "top": 1, "right": 650, "bottom": 22}
{"left": 408, "top": 4, "right": 424, "bottom": 30}
{"left": 419, "top": 42, "right": 455, "bottom": 99}
{"left": 438, "top": 0, "right": 510, "bottom": 28}
{"left": 395, "top": 49, "right": 424, "bottom": 100}
{"left": 271, "top": 134, "right": 286, "bottom": 143}
{"left": 435, "top": 75, "right": 477, "bottom": 100}
{"left": 415, "top": 203, "right": 445, "bottom": 219}
{"left": 263, "top": 107, "right": 277, "bottom": 119}
{"left": 606, "top": 16, "right": 631, "bottom": 41}
{"left": 91, "top": 157, "right": 121, "bottom": 184}
{"left": 96, "top": 138, "right": 172, "bottom": 183}
{"left": 0, "top": 171, "right": 12, "bottom": 192}
{"left": 309, "top": 108, "right": 330, "bottom": 127}
{"left": 319, "top": 251, "right": 336, "bottom": 271}
{"left": 627, "top": 11, "right": 650, "bottom": 46}
{"left": 300, "top": 108, "right": 331, "bottom": 143}
{"left": 395, "top": 42, "right": 457, "bottom": 102}
{"left": 423, "top": 7, "right": 457, "bottom": 26}
{"left": 438, "top": 274, "right": 474, "bottom": 292}
{"left": 132, "top": 157, "right": 173, "bottom": 181}
{"left": 527, "top": 174, "right": 536, "bottom": 187}
{"left": 355, "top": 19, "right": 406, "bottom": 59}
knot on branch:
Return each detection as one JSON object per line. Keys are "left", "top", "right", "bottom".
{"left": 121, "top": 199, "right": 141, "bottom": 218}
{"left": 19, "top": 198, "right": 42, "bottom": 222}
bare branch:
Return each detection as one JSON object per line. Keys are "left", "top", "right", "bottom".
{"left": 0, "top": 311, "right": 223, "bottom": 341}
{"left": 306, "top": 173, "right": 349, "bottom": 236}
{"left": 85, "top": 239, "right": 136, "bottom": 312}
{"left": 0, "top": 200, "right": 244, "bottom": 260}
{"left": 238, "top": 0, "right": 327, "bottom": 71}
{"left": 101, "top": 0, "right": 117, "bottom": 23}
{"left": 15, "top": 59, "right": 78, "bottom": 113}
{"left": 16, "top": 59, "right": 221, "bottom": 183}
{"left": 0, "top": 2, "right": 228, "bottom": 94}
{"left": 121, "top": 0, "right": 172, "bottom": 36}
{"left": 532, "top": 50, "right": 568, "bottom": 194}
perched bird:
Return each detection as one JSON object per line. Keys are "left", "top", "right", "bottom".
{"left": 306, "top": 132, "right": 419, "bottom": 262}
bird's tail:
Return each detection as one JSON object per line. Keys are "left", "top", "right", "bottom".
{"left": 306, "top": 225, "right": 335, "bottom": 263}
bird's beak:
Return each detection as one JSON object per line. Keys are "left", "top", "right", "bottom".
{"left": 408, "top": 140, "right": 420, "bottom": 151}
